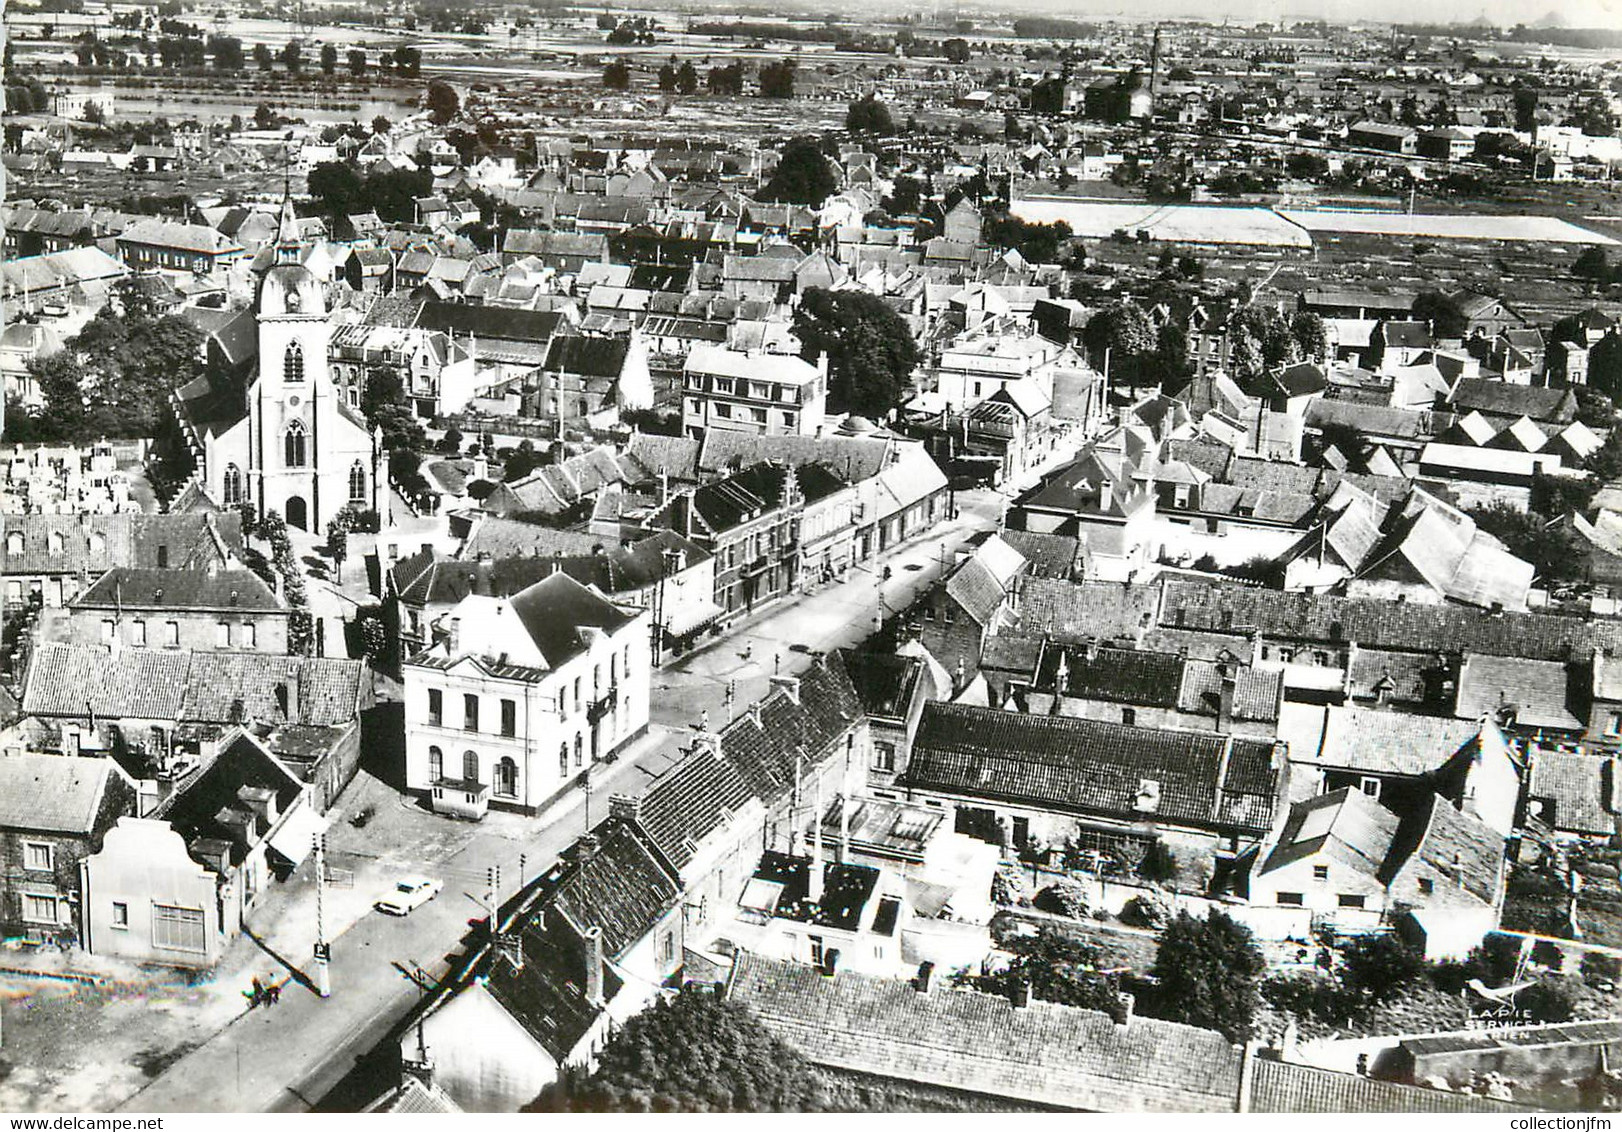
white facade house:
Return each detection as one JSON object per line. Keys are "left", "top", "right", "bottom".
{"left": 681, "top": 345, "right": 828, "bottom": 438}
{"left": 403, "top": 573, "right": 651, "bottom": 819}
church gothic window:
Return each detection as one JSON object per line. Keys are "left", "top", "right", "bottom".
{"left": 284, "top": 341, "right": 304, "bottom": 384}
{"left": 284, "top": 420, "right": 308, "bottom": 468}
{"left": 223, "top": 464, "right": 243, "bottom": 505}
{"left": 349, "top": 460, "right": 367, "bottom": 503}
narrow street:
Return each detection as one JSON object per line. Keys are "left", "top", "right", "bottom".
{"left": 119, "top": 484, "right": 1011, "bottom": 1113}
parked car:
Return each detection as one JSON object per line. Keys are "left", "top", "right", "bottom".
{"left": 376, "top": 875, "right": 443, "bottom": 916}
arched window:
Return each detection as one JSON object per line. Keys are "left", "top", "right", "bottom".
{"left": 495, "top": 757, "right": 518, "bottom": 798}
{"left": 462, "top": 749, "right": 479, "bottom": 784}
{"left": 5, "top": 531, "right": 22, "bottom": 555}
{"left": 284, "top": 420, "right": 308, "bottom": 468}
{"left": 348, "top": 460, "right": 367, "bottom": 503}
{"left": 428, "top": 745, "right": 442, "bottom": 783}
{"left": 222, "top": 463, "right": 243, "bottom": 505}
{"left": 573, "top": 734, "right": 583, "bottom": 768}
{"left": 284, "top": 341, "right": 304, "bottom": 384}
{"left": 559, "top": 743, "right": 569, "bottom": 777}
{"left": 47, "top": 531, "right": 63, "bottom": 554}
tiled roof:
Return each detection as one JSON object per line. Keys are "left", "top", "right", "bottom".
{"left": 0, "top": 754, "right": 116, "bottom": 835}
{"left": 1277, "top": 704, "right": 1483, "bottom": 777}
{"left": 1034, "top": 642, "right": 1183, "bottom": 707}
{"left": 1454, "top": 653, "right": 1583, "bottom": 731}
{"left": 1260, "top": 786, "right": 1400, "bottom": 878}
{"left": 22, "top": 643, "right": 363, "bottom": 727}
{"left": 1248, "top": 1057, "right": 1524, "bottom": 1113}
{"left": 905, "top": 702, "right": 1282, "bottom": 835}
{"left": 636, "top": 653, "right": 861, "bottom": 868}
{"left": 1177, "top": 659, "right": 1284, "bottom": 723}
{"left": 1451, "top": 379, "right": 1577, "bottom": 425}
{"left": 1381, "top": 793, "right": 1505, "bottom": 906}
{"left": 727, "top": 952, "right": 1244, "bottom": 1112}
{"left": 839, "top": 649, "right": 925, "bottom": 720}
{"left": 1526, "top": 750, "right": 1617, "bottom": 836}
{"left": 999, "top": 530, "right": 1081, "bottom": 579}
{"left": 550, "top": 817, "right": 680, "bottom": 958}
{"left": 1157, "top": 577, "right": 1622, "bottom": 662}
{"left": 698, "top": 432, "right": 891, "bottom": 483}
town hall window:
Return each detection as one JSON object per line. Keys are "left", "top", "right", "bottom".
{"left": 349, "top": 461, "right": 367, "bottom": 503}
{"left": 223, "top": 463, "right": 243, "bottom": 505}
{"left": 284, "top": 341, "right": 304, "bottom": 383}
{"left": 284, "top": 420, "right": 308, "bottom": 468}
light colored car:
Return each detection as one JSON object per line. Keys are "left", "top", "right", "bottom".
{"left": 376, "top": 876, "right": 443, "bottom": 916}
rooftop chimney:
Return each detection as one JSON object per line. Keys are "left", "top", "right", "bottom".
{"left": 583, "top": 924, "right": 605, "bottom": 1006}
{"left": 1011, "top": 979, "right": 1031, "bottom": 1008}
{"left": 1218, "top": 669, "right": 1238, "bottom": 732}
{"left": 914, "top": 961, "right": 935, "bottom": 994}
{"left": 809, "top": 774, "right": 825, "bottom": 905}
{"left": 1115, "top": 991, "right": 1135, "bottom": 1030}
{"left": 609, "top": 794, "right": 643, "bottom": 824}
{"left": 447, "top": 616, "right": 462, "bottom": 655}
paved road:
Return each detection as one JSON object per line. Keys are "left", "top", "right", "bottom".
{"left": 120, "top": 486, "right": 1013, "bottom": 1113}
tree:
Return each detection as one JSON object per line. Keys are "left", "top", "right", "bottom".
{"left": 210, "top": 35, "right": 244, "bottom": 70}
{"left": 394, "top": 46, "right": 421, "bottom": 75}
{"left": 253, "top": 42, "right": 274, "bottom": 72}
{"left": 1514, "top": 85, "right": 1539, "bottom": 134}
{"left": 982, "top": 213, "right": 1071, "bottom": 264}
{"left": 759, "top": 59, "right": 795, "bottom": 98}
{"left": 307, "top": 160, "right": 364, "bottom": 217}
{"left": 83, "top": 100, "right": 107, "bottom": 126}
{"left": 1340, "top": 934, "right": 1426, "bottom": 1002}
{"left": 325, "top": 514, "right": 349, "bottom": 582}
{"left": 279, "top": 40, "right": 302, "bottom": 73}
{"left": 1575, "top": 246, "right": 1610, "bottom": 284}
{"left": 845, "top": 95, "right": 895, "bottom": 135}
{"left": 676, "top": 60, "right": 698, "bottom": 94}
{"left": 707, "top": 62, "right": 745, "bottom": 96}
{"left": 959, "top": 929, "right": 1126, "bottom": 1018}
{"left": 1412, "top": 291, "right": 1468, "bottom": 339}
{"left": 1577, "top": 93, "right": 1616, "bottom": 138}
{"left": 942, "top": 37, "right": 970, "bottom": 63}
{"left": 658, "top": 61, "right": 678, "bottom": 92}
{"left": 1291, "top": 311, "right": 1328, "bottom": 362}
{"left": 527, "top": 989, "right": 829, "bottom": 1112}
{"left": 1030, "top": 76, "right": 1065, "bottom": 115}
{"left": 762, "top": 137, "right": 836, "bottom": 207}
{"left": 1147, "top": 910, "right": 1265, "bottom": 1042}
{"left": 793, "top": 287, "right": 922, "bottom": 416}
{"left": 1515, "top": 981, "right": 1575, "bottom": 1024}
{"left": 502, "top": 439, "right": 542, "bottom": 482}
{"left": 361, "top": 366, "right": 425, "bottom": 453}
{"left": 347, "top": 48, "right": 365, "bottom": 75}
{"left": 319, "top": 42, "right": 337, "bottom": 74}
{"left": 1082, "top": 300, "right": 1155, "bottom": 390}
{"left": 426, "top": 79, "right": 459, "bottom": 125}
{"left": 1590, "top": 333, "right": 1622, "bottom": 402}
{"left": 1467, "top": 501, "right": 1582, "bottom": 583}
{"left": 372, "top": 115, "right": 391, "bottom": 135}
{"left": 602, "top": 61, "right": 631, "bottom": 89}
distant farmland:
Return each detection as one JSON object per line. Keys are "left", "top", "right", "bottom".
{"left": 1012, "top": 196, "right": 1617, "bottom": 248}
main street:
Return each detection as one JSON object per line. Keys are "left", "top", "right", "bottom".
{"left": 120, "top": 482, "right": 1011, "bottom": 1113}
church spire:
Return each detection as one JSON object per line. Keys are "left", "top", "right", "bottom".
{"left": 276, "top": 186, "right": 302, "bottom": 265}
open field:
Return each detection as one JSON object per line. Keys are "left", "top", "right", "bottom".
{"left": 1279, "top": 209, "right": 1617, "bottom": 245}
{"left": 1012, "top": 197, "right": 1314, "bottom": 248}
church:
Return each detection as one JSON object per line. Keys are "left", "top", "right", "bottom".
{"left": 174, "top": 199, "right": 388, "bottom": 532}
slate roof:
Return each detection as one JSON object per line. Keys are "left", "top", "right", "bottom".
{"left": 905, "top": 702, "right": 1283, "bottom": 835}
{"left": 727, "top": 952, "right": 1244, "bottom": 1112}
{"left": 999, "top": 530, "right": 1082, "bottom": 579}
{"left": 72, "top": 566, "right": 283, "bottom": 613}
{"left": 550, "top": 817, "right": 681, "bottom": 959}
{"left": 944, "top": 537, "right": 1026, "bottom": 625}
{"left": 506, "top": 573, "right": 637, "bottom": 668}
{"left": 153, "top": 731, "right": 304, "bottom": 867}
{"left": 1033, "top": 642, "right": 1183, "bottom": 707}
{"left": 543, "top": 334, "right": 630, "bottom": 378}
{"left": 0, "top": 754, "right": 116, "bottom": 836}
{"left": 0, "top": 512, "right": 242, "bottom": 576}
{"left": 840, "top": 649, "right": 925, "bottom": 721}
{"left": 1450, "top": 379, "right": 1578, "bottom": 426}
{"left": 1260, "top": 786, "right": 1400, "bottom": 878}
{"left": 698, "top": 432, "right": 892, "bottom": 483}
{"left": 22, "top": 643, "right": 363, "bottom": 727}
{"left": 636, "top": 653, "right": 862, "bottom": 868}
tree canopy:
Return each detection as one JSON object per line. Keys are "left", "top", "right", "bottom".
{"left": 1146, "top": 910, "right": 1266, "bottom": 1042}
{"left": 307, "top": 162, "right": 433, "bottom": 224}
{"left": 17, "top": 278, "right": 202, "bottom": 445}
{"left": 845, "top": 95, "right": 895, "bottom": 135}
{"left": 425, "top": 79, "right": 460, "bottom": 125}
{"left": 526, "top": 989, "right": 829, "bottom": 1112}
{"left": 959, "top": 928, "right": 1126, "bottom": 1017}
{"left": 793, "top": 287, "right": 922, "bottom": 417}
{"left": 762, "top": 137, "right": 837, "bottom": 207}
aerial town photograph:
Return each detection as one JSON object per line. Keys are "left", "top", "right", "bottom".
{"left": 2, "top": 0, "right": 1622, "bottom": 1116}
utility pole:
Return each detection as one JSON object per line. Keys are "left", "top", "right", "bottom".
{"left": 312, "top": 833, "right": 331, "bottom": 998}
